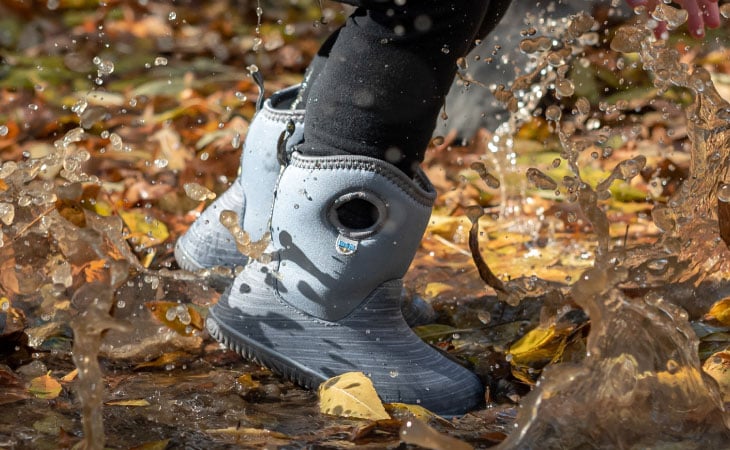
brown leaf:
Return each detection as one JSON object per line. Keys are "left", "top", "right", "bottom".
{"left": 0, "top": 365, "right": 29, "bottom": 405}
{"left": 83, "top": 259, "right": 109, "bottom": 283}
{"left": 60, "top": 368, "right": 78, "bottom": 382}
{"left": 28, "top": 372, "right": 62, "bottom": 399}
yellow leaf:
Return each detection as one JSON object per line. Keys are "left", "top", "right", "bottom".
{"left": 134, "top": 351, "right": 192, "bottom": 370}
{"left": 237, "top": 373, "right": 262, "bottom": 390}
{"left": 703, "top": 350, "right": 730, "bottom": 402}
{"left": 29, "top": 372, "right": 62, "bottom": 399}
{"left": 507, "top": 325, "right": 572, "bottom": 384}
{"left": 120, "top": 209, "right": 170, "bottom": 248}
{"left": 144, "top": 302, "right": 204, "bottom": 336}
{"left": 318, "top": 371, "right": 391, "bottom": 420}
{"left": 130, "top": 439, "right": 171, "bottom": 450}
{"left": 92, "top": 200, "right": 114, "bottom": 217}
{"left": 385, "top": 403, "right": 451, "bottom": 426}
{"left": 704, "top": 297, "right": 730, "bottom": 326}
{"left": 423, "top": 282, "right": 453, "bottom": 299}
{"left": 60, "top": 368, "right": 78, "bottom": 382}
{"left": 105, "top": 399, "right": 151, "bottom": 407}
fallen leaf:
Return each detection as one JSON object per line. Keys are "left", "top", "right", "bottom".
{"left": 318, "top": 371, "right": 390, "bottom": 420}
{"left": 60, "top": 368, "right": 78, "bottom": 382}
{"left": 28, "top": 372, "right": 62, "bottom": 399}
{"left": 129, "top": 439, "right": 171, "bottom": 450}
{"left": 134, "top": 351, "right": 194, "bottom": 369}
{"left": 105, "top": 399, "right": 151, "bottom": 407}
{"left": 702, "top": 350, "right": 730, "bottom": 403}
{"left": 507, "top": 325, "right": 572, "bottom": 384}
{"left": 120, "top": 209, "right": 170, "bottom": 248}
{"left": 0, "top": 365, "right": 29, "bottom": 405}
{"left": 704, "top": 297, "right": 730, "bottom": 326}
{"left": 385, "top": 403, "right": 451, "bottom": 426}
{"left": 83, "top": 259, "right": 108, "bottom": 283}
{"left": 145, "top": 302, "right": 204, "bottom": 336}
{"left": 423, "top": 282, "right": 453, "bottom": 299}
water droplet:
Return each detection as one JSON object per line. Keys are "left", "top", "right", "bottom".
{"left": 651, "top": 4, "right": 688, "bottom": 30}
{"left": 0, "top": 202, "right": 15, "bottom": 226}
{"left": 610, "top": 26, "right": 646, "bottom": 54}
{"left": 717, "top": 183, "right": 730, "bottom": 203}
{"left": 154, "top": 57, "right": 168, "bottom": 67}
{"left": 0, "top": 125, "right": 7, "bottom": 137}
{"left": 168, "top": 11, "right": 177, "bottom": 20}
{"left": 184, "top": 183, "right": 216, "bottom": 201}
{"left": 545, "top": 105, "right": 562, "bottom": 121}
{"left": 519, "top": 36, "right": 553, "bottom": 54}
{"left": 94, "top": 57, "right": 114, "bottom": 76}
{"left": 527, "top": 168, "right": 558, "bottom": 190}
{"left": 389, "top": 370, "right": 399, "bottom": 378}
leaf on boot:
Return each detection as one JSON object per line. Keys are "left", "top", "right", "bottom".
{"left": 318, "top": 371, "right": 390, "bottom": 420}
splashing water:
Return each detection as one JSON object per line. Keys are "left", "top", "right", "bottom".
{"left": 496, "top": 16, "right": 730, "bottom": 449}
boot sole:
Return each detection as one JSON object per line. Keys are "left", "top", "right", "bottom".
{"left": 206, "top": 308, "right": 326, "bottom": 390}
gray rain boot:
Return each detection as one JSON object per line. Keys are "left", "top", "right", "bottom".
{"left": 175, "top": 85, "right": 305, "bottom": 275}
{"left": 174, "top": 87, "right": 435, "bottom": 326}
{"left": 206, "top": 152, "right": 483, "bottom": 416}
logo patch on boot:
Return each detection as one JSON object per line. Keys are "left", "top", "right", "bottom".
{"left": 335, "top": 234, "right": 358, "bottom": 255}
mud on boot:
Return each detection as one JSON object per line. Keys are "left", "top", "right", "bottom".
{"left": 206, "top": 152, "right": 483, "bottom": 416}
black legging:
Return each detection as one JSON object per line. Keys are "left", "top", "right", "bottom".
{"left": 296, "top": 0, "right": 512, "bottom": 176}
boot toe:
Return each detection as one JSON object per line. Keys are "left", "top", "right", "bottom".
{"left": 207, "top": 268, "right": 483, "bottom": 417}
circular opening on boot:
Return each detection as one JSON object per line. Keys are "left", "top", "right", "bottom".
{"left": 329, "top": 191, "right": 387, "bottom": 239}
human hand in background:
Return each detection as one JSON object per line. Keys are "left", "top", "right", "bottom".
{"left": 624, "top": 0, "right": 721, "bottom": 38}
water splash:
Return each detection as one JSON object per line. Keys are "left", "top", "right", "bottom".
{"left": 497, "top": 17, "right": 730, "bottom": 448}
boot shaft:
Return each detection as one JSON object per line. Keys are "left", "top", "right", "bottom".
{"left": 270, "top": 153, "right": 436, "bottom": 321}
{"left": 240, "top": 86, "right": 305, "bottom": 242}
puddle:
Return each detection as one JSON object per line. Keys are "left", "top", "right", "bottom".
{"left": 1, "top": 1, "right": 729, "bottom": 449}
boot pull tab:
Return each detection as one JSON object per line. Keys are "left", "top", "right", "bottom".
{"left": 250, "top": 67, "right": 265, "bottom": 112}
{"left": 277, "top": 120, "right": 296, "bottom": 166}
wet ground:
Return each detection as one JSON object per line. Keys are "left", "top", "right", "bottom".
{"left": 1, "top": 1, "right": 730, "bottom": 449}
